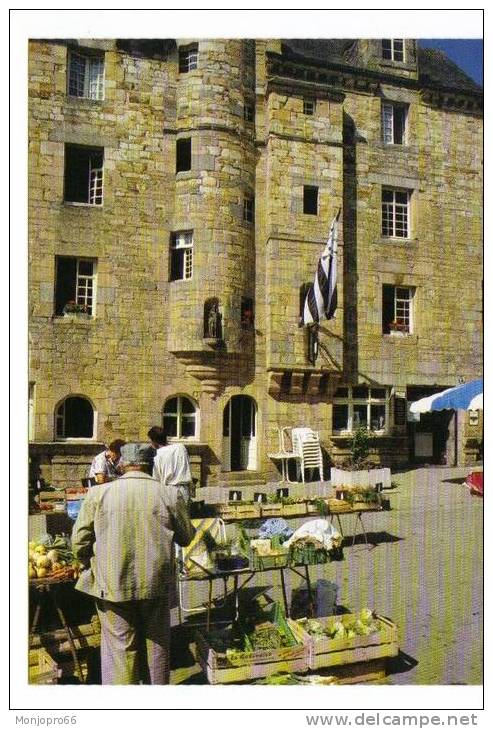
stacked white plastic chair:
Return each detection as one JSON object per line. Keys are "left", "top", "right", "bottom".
{"left": 290, "top": 427, "right": 324, "bottom": 483}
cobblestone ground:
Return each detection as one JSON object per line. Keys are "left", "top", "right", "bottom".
{"left": 170, "top": 466, "right": 483, "bottom": 685}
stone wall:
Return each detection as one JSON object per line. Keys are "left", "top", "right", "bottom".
{"left": 28, "top": 39, "right": 483, "bottom": 482}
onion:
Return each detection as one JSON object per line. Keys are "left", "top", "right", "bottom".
{"left": 36, "top": 555, "right": 51, "bottom": 569}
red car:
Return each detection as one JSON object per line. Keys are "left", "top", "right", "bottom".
{"left": 466, "top": 471, "right": 483, "bottom": 497}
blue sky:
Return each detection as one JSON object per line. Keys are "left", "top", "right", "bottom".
{"left": 418, "top": 39, "right": 483, "bottom": 86}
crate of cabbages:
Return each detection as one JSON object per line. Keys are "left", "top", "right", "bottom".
{"left": 195, "top": 603, "right": 307, "bottom": 684}
{"left": 294, "top": 609, "right": 398, "bottom": 671}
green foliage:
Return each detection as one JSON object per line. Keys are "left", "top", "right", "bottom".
{"left": 350, "top": 427, "right": 370, "bottom": 466}
{"left": 314, "top": 498, "right": 329, "bottom": 516}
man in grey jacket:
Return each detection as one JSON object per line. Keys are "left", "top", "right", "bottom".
{"left": 72, "top": 442, "right": 195, "bottom": 685}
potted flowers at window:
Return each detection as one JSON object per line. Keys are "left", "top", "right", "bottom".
{"left": 62, "top": 301, "right": 91, "bottom": 320}
{"left": 388, "top": 320, "right": 408, "bottom": 336}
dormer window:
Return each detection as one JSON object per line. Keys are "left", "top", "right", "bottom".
{"left": 382, "top": 39, "right": 405, "bottom": 63}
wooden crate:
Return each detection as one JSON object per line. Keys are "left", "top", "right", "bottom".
{"left": 234, "top": 504, "right": 261, "bottom": 519}
{"left": 281, "top": 503, "right": 307, "bottom": 517}
{"left": 28, "top": 648, "right": 62, "bottom": 684}
{"left": 195, "top": 618, "right": 307, "bottom": 684}
{"left": 294, "top": 614, "right": 398, "bottom": 671}
{"left": 326, "top": 498, "right": 353, "bottom": 514}
{"left": 260, "top": 503, "right": 283, "bottom": 517}
{"left": 330, "top": 658, "right": 388, "bottom": 684}
{"left": 251, "top": 550, "right": 289, "bottom": 570}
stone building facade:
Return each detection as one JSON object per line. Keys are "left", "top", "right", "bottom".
{"left": 28, "top": 38, "right": 483, "bottom": 488}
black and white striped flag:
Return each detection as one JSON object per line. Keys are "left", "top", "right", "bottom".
{"left": 302, "top": 210, "right": 340, "bottom": 326}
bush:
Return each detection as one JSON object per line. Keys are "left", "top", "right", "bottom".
{"left": 350, "top": 427, "right": 370, "bottom": 466}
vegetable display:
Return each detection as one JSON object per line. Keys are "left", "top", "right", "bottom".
{"left": 28, "top": 535, "right": 82, "bottom": 580}
{"left": 298, "top": 609, "right": 382, "bottom": 640}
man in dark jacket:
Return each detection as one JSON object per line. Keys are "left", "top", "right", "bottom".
{"left": 72, "top": 442, "right": 195, "bottom": 684}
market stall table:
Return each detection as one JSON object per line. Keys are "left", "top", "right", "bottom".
{"left": 29, "top": 577, "right": 85, "bottom": 683}
{"left": 327, "top": 503, "right": 387, "bottom": 550}
{"left": 179, "top": 557, "right": 323, "bottom": 630}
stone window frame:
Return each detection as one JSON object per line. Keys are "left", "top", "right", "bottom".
{"left": 170, "top": 230, "right": 193, "bottom": 281}
{"left": 382, "top": 39, "right": 405, "bottom": 63}
{"left": 67, "top": 49, "right": 105, "bottom": 101}
{"left": 381, "top": 187, "right": 411, "bottom": 238}
{"left": 162, "top": 394, "right": 199, "bottom": 441}
{"left": 243, "top": 195, "right": 255, "bottom": 224}
{"left": 303, "top": 98, "right": 316, "bottom": 116}
{"left": 332, "top": 385, "right": 390, "bottom": 435}
{"left": 64, "top": 144, "right": 104, "bottom": 206}
{"left": 244, "top": 102, "right": 254, "bottom": 123}
{"left": 176, "top": 137, "right": 192, "bottom": 173}
{"left": 178, "top": 44, "right": 199, "bottom": 73}
{"left": 54, "top": 255, "right": 98, "bottom": 317}
{"left": 382, "top": 284, "right": 415, "bottom": 335}
{"left": 54, "top": 395, "right": 97, "bottom": 441}
{"left": 381, "top": 101, "right": 408, "bottom": 145}
{"left": 303, "top": 185, "right": 319, "bottom": 215}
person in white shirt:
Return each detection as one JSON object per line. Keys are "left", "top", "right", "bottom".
{"left": 88, "top": 439, "right": 126, "bottom": 484}
{"left": 148, "top": 426, "right": 192, "bottom": 503}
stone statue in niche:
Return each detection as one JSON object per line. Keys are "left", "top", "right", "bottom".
{"left": 206, "top": 302, "right": 222, "bottom": 339}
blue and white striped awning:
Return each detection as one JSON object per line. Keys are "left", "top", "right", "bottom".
{"left": 409, "top": 378, "right": 483, "bottom": 414}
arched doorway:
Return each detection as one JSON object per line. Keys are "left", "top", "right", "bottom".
{"left": 222, "top": 395, "right": 257, "bottom": 471}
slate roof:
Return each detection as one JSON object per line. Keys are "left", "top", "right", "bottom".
{"left": 417, "top": 47, "right": 481, "bottom": 93}
{"left": 281, "top": 39, "right": 482, "bottom": 95}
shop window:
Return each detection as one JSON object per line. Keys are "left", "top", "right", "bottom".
{"left": 170, "top": 231, "right": 193, "bottom": 281}
{"left": 303, "top": 98, "right": 315, "bottom": 115}
{"left": 54, "top": 256, "right": 96, "bottom": 316}
{"left": 382, "top": 102, "right": 407, "bottom": 144}
{"left": 382, "top": 39, "right": 405, "bottom": 62}
{"left": 332, "top": 386, "right": 389, "bottom": 434}
{"left": 303, "top": 185, "right": 318, "bottom": 215}
{"left": 176, "top": 138, "right": 191, "bottom": 172}
{"left": 243, "top": 196, "right": 255, "bottom": 223}
{"left": 382, "top": 284, "right": 414, "bottom": 334}
{"left": 163, "top": 396, "right": 197, "bottom": 439}
{"left": 68, "top": 50, "right": 104, "bottom": 100}
{"left": 64, "top": 144, "right": 104, "bottom": 205}
{"left": 55, "top": 396, "right": 94, "bottom": 439}
{"left": 179, "top": 44, "right": 198, "bottom": 73}
{"left": 382, "top": 188, "right": 410, "bottom": 238}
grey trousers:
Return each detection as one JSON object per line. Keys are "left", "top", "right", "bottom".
{"left": 96, "top": 593, "right": 170, "bottom": 685}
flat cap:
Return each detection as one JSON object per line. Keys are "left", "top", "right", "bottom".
{"left": 120, "top": 442, "right": 155, "bottom": 466}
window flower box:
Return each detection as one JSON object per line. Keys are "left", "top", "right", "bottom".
{"left": 388, "top": 321, "right": 409, "bottom": 336}
{"left": 63, "top": 301, "right": 91, "bottom": 319}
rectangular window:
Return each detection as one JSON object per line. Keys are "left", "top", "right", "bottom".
{"left": 170, "top": 231, "right": 193, "bottom": 281}
{"left": 243, "top": 196, "right": 254, "bottom": 223}
{"left": 179, "top": 45, "right": 198, "bottom": 73}
{"left": 241, "top": 297, "right": 254, "bottom": 329}
{"left": 382, "top": 188, "right": 410, "bottom": 238}
{"left": 382, "top": 284, "right": 414, "bottom": 334}
{"left": 176, "top": 138, "right": 192, "bottom": 173}
{"left": 382, "top": 103, "right": 407, "bottom": 144}
{"left": 303, "top": 185, "right": 318, "bottom": 215}
{"left": 332, "top": 386, "right": 389, "bottom": 434}
{"left": 55, "top": 256, "right": 96, "bottom": 316}
{"left": 382, "top": 39, "right": 405, "bottom": 62}
{"left": 303, "top": 98, "right": 315, "bottom": 115}
{"left": 64, "top": 144, "right": 104, "bottom": 205}
{"left": 244, "top": 103, "right": 254, "bottom": 122}
{"left": 68, "top": 51, "right": 104, "bottom": 100}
